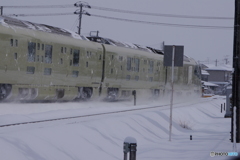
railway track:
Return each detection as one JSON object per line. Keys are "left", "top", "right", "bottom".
{"left": 0, "top": 98, "right": 217, "bottom": 128}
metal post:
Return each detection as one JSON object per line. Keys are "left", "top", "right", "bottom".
{"left": 123, "top": 142, "right": 129, "bottom": 160}
{"left": 169, "top": 45, "right": 175, "bottom": 141}
{"left": 78, "top": 4, "right": 83, "bottom": 35}
{"left": 129, "top": 143, "right": 137, "bottom": 160}
{"left": 221, "top": 104, "right": 223, "bottom": 113}
{"left": 233, "top": 107, "right": 237, "bottom": 151}
{"left": 132, "top": 90, "right": 136, "bottom": 106}
{"left": 0, "top": 6, "right": 3, "bottom": 16}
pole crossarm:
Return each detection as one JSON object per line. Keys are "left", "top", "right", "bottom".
{"left": 74, "top": 1, "right": 91, "bottom": 35}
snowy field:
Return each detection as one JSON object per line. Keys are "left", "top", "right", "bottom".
{"left": 0, "top": 96, "right": 237, "bottom": 160}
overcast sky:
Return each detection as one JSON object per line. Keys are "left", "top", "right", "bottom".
{"left": 1, "top": 0, "right": 235, "bottom": 64}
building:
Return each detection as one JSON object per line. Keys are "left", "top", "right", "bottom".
{"left": 201, "top": 63, "right": 232, "bottom": 95}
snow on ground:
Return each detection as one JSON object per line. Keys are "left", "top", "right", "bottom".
{"left": 0, "top": 96, "right": 237, "bottom": 160}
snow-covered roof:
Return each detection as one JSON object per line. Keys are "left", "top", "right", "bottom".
{"left": 202, "top": 81, "right": 219, "bottom": 87}
{"left": 1, "top": 16, "right": 83, "bottom": 40}
{"left": 201, "top": 70, "right": 209, "bottom": 75}
{"left": 204, "top": 64, "right": 232, "bottom": 71}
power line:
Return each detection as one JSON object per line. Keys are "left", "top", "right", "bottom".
{"left": 91, "top": 6, "right": 234, "bottom": 20}
{"left": 2, "top": 4, "right": 74, "bottom": 9}
{"left": 1, "top": 4, "right": 234, "bottom": 20}
{"left": 90, "top": 14, "right": 233, "bottom": 30}
{"left": 4, "top": 13, "right": 233, "bottom": 30}
{"left": 5, "top": 13, "right": 73, "bottom": 17}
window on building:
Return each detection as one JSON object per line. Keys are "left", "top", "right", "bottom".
{"left": 44, "top": 68, "right": 52, "bottom": 75}
{"left": 127, "top": 57, "right": 131, "bottom": 71}
{"left": 135, "top": 76, "right": 139, "bottom": 81}
{"left": 14, "top": 53, "right": 17, "bottom": 60}
{"left": 45, "top": 45, "right": 52, "bottom": 63}
{"left": 149, "top": 77, "right": 153, "bottom": 82}
{"left": 37, "top": 55, "right": 39, "bottom": 62}
{"left": 148, "top": 60, "right": 154, "bottom": 73}
{"left": 10, "top": 39, "right": 13, "bottom": 46}
{"left": 73, "top": 49, "right": 80, "bottom": 66}
{"left": 28, "top": 42, "right": 36, "bottom": 62}
{"left": 72, "top": 71, "right": 79, "bottom": 77}
{"left": 126, "top": 75, "right": 131, "bottom": 80}
{"left": 135, "top": 58, "right": 140, "bottom": 72}
{"left": 42, "top": 44, "right": 44, "bottom": 50}
{"left": 26, "top": 66, "right": 35, "bottom": 74}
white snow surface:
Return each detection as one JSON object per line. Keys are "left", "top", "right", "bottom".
{"left": 0, "top": 96, "right": 237, "bottom": 160}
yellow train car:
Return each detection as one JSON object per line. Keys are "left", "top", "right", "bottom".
{"left": 0, "top": 16, "right": 202, "bottom": 101}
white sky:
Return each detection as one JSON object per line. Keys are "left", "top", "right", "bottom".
{"left": 1, "top": 0, "right": 234, "bottom": 64}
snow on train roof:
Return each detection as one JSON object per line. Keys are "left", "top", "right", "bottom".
{"left": 0, "top": 16, "right": 83, "bottom": 40}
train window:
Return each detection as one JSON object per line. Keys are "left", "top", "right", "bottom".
{"left": 45, "top": 45, "right": 52, "bottom": 64}
{"left": 148, "top": 60, "right": 154, "bottom": 73}
{"left": 26, "top": 66, "right": 35, "bottom": 74}
{"left": 10, "top": 39, "right": 13, "bottom": 46}
{"left": 99, "top": 54, "right": 102, "bottom": 60}
{"left": 73, "top": 49, "right": 80, "bottom": 66}
{"left": 134, "top": 58, "right": 140, "bottom": 72}
{"left": 119, "top": 56, "right": 123, "bottom": 61}
{"left": 28, "top": 42, "right": 36, "bottom": 62}
{"left": 42, "top": 44, "right": 44, "bottom": 50}
{"left": 126, "top": 75, "right": 131, "bottom": 80}
{"left": 86, "top": 62, "right": 88, "bottom": 67}
{"left": 37, "top": 43, "right": 40, "bottom": 50}
{"left": 37, "top": 55, "right": 39, "bottom": 62}
{"left": 15, "top": 40, "right": 18, "bottom": 47}
{"left": 70, "top": 60, "right": 72, "bottom": 66}
{"left": 144, "top": 60, "right": 147, "bottom": 64}
{"left": 14, "top": 53, "right": 17, "bottom": 60}
{"left": 135, "top": 76, "right": 139, "bottom": 81}
{"left": 127, "top": 57, "right": 131, "bottom": 71}
{"left": 72, "top": 71, "right": 79, "bottom": 77}
{"left": 44, "top": 68, "right": 52, "bottom": 75}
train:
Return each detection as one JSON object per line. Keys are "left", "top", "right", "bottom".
{"left": 0, "top": 16, "right": 202, "bottom": 102}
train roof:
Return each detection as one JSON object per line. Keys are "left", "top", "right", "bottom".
{"left": 0, "top": 16, "right": 194, "bottom": 63}
{"left": 0, "top": 16, "right": 85, "bottom": 40}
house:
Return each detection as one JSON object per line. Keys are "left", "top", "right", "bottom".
{"left": 201, "top": 63, "right": 232, "bottom": 95}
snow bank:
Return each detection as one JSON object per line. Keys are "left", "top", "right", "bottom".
{"left": 0, "top": 96, "right": 235, "bottom": 160}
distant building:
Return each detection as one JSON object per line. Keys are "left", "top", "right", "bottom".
{"left": 200, "top": 63, "right": 232, "bottom": 95}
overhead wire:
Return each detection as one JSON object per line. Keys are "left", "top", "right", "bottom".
{"left": 90, "top": 6, "right": 234, "bottom": 20}
{"left": 2, "top": 4, "right": 234, "bottom": 20}
{"left": 2, "top": 4, "right": 233, "bottom": 30}
{"left": 3, "top": 13, "right": 233, "bottom": 30}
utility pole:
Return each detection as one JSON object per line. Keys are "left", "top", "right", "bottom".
{"left": 74, "top": 1, "right": 91, "bottom": 35}
{"left": 231, "top": 0, "right": 240, "bottom": 143}
{"left": 0, "top": 6, "right": 3, "bottom": 16}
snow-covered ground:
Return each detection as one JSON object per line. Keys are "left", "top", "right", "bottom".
{"left": 0, "top": 96, "right": 237, "bottom": 160}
